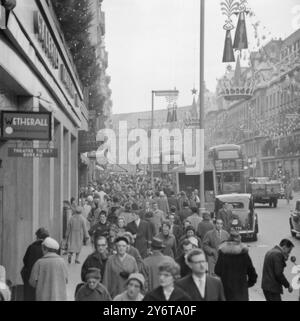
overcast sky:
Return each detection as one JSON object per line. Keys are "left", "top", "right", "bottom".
{"left": 102, "top": 0, "right": 300, "bottom": 115}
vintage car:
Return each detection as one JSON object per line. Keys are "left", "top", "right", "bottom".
{"left": 290, "top": 200, "right": 300, "bottom": 239}
{"left": 215, "top": 193, "right": 259, "bottom": 242}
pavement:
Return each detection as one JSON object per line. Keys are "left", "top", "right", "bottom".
{"left": 65, "top": 244, "right": 94, "bottom": 301}
{"left": 65, "top": 193, "right": 300, "bottom": 301}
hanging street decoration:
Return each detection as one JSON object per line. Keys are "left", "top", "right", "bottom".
{"left": 221, "top": 0, "right": 239, "bottom": 63}
{"left": 233, "top": 0, "right": 249, "bottom": 51}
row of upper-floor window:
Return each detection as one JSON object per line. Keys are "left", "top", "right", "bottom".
{"left": 225, "top": 87, "right": 299, "bottom": 124}
{"left": 281, "top": 39, "right": 300, "bottom": 60}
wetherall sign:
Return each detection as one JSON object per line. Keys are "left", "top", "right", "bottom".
{"left": 1, "top": 111, "right": 52, "bottom": 141}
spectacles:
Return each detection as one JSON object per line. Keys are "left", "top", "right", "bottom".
{"left": 96, "top": 244, "right": 107, "bottom": 247}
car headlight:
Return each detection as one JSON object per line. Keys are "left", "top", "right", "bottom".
{"left": 232, "top": 219, "right": 239, "bottom": 226}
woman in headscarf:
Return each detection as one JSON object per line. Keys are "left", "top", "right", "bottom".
{"left": 102, "top": 236, "right": 138, "bottom": 298}
{"left": 66, "top": 206, "right": 89, "bottom": 264}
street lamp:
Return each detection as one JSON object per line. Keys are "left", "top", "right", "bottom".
{"left": 199, "top": 0, "right": 205, "bottom": 213}
{"left": 151, "top": 89, "right": 179, "bottom": 189}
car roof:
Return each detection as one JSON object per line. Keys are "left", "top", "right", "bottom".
{"left": 216, "top": 194, "right": 252, "bottom": 202}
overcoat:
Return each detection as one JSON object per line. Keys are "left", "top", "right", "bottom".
{"left": 29, "top": 253, "right": 68, "bottom": 301}
{"left": 66, "top": 213, "right": 89, "bottom": 253}
{"left": 203, "top": 229, "right": 230, "bottom": 274}
{"left": 215, "top": 242, "right": 258, "bottom": 301}
{"left": 126, "top": 220, "right": 151, "bottom": 258}
{"left": 102, "top": 254, "right": 138, "bottom": 298}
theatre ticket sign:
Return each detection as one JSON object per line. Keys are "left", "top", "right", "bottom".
{"left": 8, "top": 148, "right": 58, "bottom": 158}
{"left": 1, "top": 111, "right": 52, "bottom": 141}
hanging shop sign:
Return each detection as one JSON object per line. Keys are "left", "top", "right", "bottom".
{"left": 8, "top": 147, "right": 58, "bottom": 158}
{"left": 78, "top": 131, "right": 100, "bottom": 153}
{"left": 1, "top": 111, "right": 52, "bottom": 141}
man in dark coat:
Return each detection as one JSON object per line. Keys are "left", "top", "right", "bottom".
{"left": 21, "top": 228, "right": 49, "bottom": 301}
{"left": 214, "top": 231, "right": 257, "bottom": 301}
{"left": 88, "top": 211, "right": 111, "bottom": 244}
{"left": 81, "top": 236, "right": 109, "bottom": 282}
{"left": 167, "top": 191, "right": 179, "bottom": 211}
{"left": 126, "top": 210, "right": 152, "bottom": 258}
{"left": 178, "top": 202, "right": 192, "bottom": 224}
{"left": 261, "top": 239, "right": 294, "bottom": 301}
{"left": 176, "top": 248, "right": 225, "bottom": 301}
{"left": 175, "top": 239, "right": 193, "bottom": 278}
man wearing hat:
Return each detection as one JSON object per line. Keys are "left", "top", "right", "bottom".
{"left": 76, "top": 268, "right": 111, "bottom": 301}
{"left": 215, "top": 230, "right": 257, "bottom": 301}
{"left": 29, "top": 237, "right": 68, "bottom": 301}
{"left": 142, "top": 238, "right": 171, "bottom": 292}
{"left": 126, "top": 210, "right": 152, "bottom": 259}
{"left": 21, "top": 227, "right": 50, "bottom": 301}
{"left": 113, "top": 273, "right": 145, "bottom": 301}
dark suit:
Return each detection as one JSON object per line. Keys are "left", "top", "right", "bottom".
{"left": 175, "top": 254, "right": 192, "bottom": 278}
{"left": 143, "top": 285, "right": 192, "bottom": 301}
{"left": 261, "top": 246, "right": 290, "bottom": 300}
{"left": 176, "top": 274, "right": 225, "bottom": 301}
{"left": 126, "top": 219, "right": 151, "bottom": 258}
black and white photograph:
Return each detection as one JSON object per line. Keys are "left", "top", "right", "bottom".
{"left": 0, "top": 0, "right": 300, "bottom": 305}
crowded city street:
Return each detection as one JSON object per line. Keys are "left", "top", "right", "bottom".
{"left": 1, "top": 0, "right": 300, "bottom": 305}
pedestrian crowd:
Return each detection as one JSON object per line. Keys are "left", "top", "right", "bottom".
{"left": 1, "top": 173, "right": 298, "bottom": 301}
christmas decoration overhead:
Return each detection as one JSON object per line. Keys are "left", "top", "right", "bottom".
{"left": 221, "top": 0, "right": 250, "bottom": 62}
{"left": 233, "top": 0, "right": 249, "bottom": 51}
{"left": 221, "top": 0, "right": 239, "bottom": 63}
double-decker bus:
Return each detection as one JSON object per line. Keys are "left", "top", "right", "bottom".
{"left": 209, "top": 144, "right": 246, "bottom": 195}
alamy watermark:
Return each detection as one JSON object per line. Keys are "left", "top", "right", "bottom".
{"left": 95, "top": 121, "right": 204, "bottom": 174}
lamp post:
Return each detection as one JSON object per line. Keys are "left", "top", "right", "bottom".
{"left": 151, "top": 90, "right": 179, "bottom": 189}
{"left": 199, "top": 0, "right": 206, "bottom": 213}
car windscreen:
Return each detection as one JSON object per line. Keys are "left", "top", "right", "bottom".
{"left": 227, "top": 202, "right": 244, "bottom": 209}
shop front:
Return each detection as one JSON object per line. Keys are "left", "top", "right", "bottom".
{"left": 0, "top": 0, "right": 88, "bottom": 287}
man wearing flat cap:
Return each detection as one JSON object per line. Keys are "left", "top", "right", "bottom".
{"left": 143, "top": 238, "right": 171, "bottom": 292}
{"left": 29, "top": 237, "right": 68, "bottom": 301}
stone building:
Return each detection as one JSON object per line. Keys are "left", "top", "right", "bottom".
{"left": 0, "top": 0, "right": 88, "bottom": 285}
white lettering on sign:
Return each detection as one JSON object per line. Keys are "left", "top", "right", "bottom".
{"left": 60, "top": 64, "right": 75, "bottom": 99}
{"left": 33, "top": 11, "right": 76, "bottom": 100}
{"left": 12, "top": 118, "right": 49, "bottom": 127}
{"left": 34, "top": 11, "right": 59, "bottom": 69}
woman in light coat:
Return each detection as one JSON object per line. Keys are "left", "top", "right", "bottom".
{"left": 66, "top": 206, "right": 89, "bottom": 264}
{"left": 103, "top": 236, "right": 138, "bottom": 298}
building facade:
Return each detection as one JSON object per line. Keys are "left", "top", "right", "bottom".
{"left": 209, "top": 29, "right": 300, "bottom": 181}
{"left": 0, "top": 0, "right": 88, "bottom": 285}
